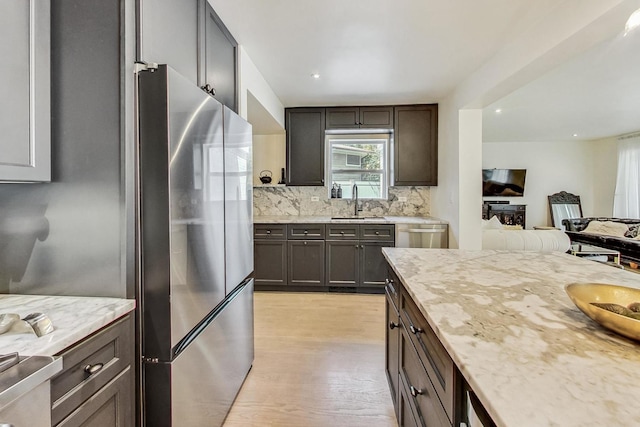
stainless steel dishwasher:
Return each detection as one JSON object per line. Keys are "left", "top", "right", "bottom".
{"left": 395, "top": 223, "right": 448, "bottom": 248}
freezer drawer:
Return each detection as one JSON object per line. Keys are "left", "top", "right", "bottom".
{"left": 144, "top": 279, "right": 254, "bottom": 427}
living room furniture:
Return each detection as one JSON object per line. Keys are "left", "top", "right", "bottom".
{"left": 548, "top": 191, "right": 583, "bottom": 229}
{"left": 563, "top": 217, "right": 640, "bottom": 265}
{"left": 483, "top": 202, "right": 526, "bottom": 228}
{"left": 569, "top": 243, "right": 621, "bottom": 265}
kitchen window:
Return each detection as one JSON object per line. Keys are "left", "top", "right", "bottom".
{"left": 326, "top": 133, "right": 390, "bottom": 199}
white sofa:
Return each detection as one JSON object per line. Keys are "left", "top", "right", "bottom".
{"left": 481, "top": 216, "right": 571, "bottom": 252}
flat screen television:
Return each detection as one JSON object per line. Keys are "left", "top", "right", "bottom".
{"left": 482, "top": 169, "right": 526, "bottom": 197}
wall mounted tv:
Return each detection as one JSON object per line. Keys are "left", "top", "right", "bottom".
{"left": 482, "top": 169, "right": 526, "bottom": 197}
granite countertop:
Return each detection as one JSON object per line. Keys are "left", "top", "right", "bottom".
{"left": 383, "top": 248, "right": 640, "bottom": 427}
{"left": 0, "top": 294, "right": 135, "bottom": 356}
{"left": 253, "top": 215, "right": 448, "bottom": 224}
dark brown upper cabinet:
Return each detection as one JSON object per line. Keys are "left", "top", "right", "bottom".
{"left": 326, "top": 106, "right": 394, "bottom": 129}
{"left": 198, "top": 1, "right": 237, "bottom": 112}
{"left": 393, "top": 105, "right": 438, "bottom": 186}
{"left": 285, "top": 108, "right": 325, "bottom": 186}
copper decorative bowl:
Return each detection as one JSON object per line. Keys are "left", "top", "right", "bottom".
{"left": 565, "top": 283, "right": 640, "bottom": 341}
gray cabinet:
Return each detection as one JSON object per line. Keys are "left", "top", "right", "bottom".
{"left": 138, "top": 0, "right": 199, "bottom": 84}
{"left": 326, "top": 224, "right": 394, "bottom": 289}
{"left": 285, "top": 108, "right": 326, "bottom": 186}
{"left": 198, "top": 1, "right": 237, "bottom": 112}
{"left": 393, "top": 105, "right": 438, "bottom": 186}
{"left": 51, "top": 314, "right": 134, "bottom": 427}
{"left": 326, "top": 106, "right": 394, "bottom": 129}
{"left": 0, "top": 0, "right": 51, "bottom": 182}
{"left": 385, "top": 274, "right": 400, "bottom": 416}
{"left": 254, "top": 224, "right": 287, "bottom": 286}
{"left": 288, "top": 240, "right": 325, "bottom": 286}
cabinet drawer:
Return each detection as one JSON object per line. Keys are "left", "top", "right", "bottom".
{"left": 326, "top": 224, "right": 359, "bottom": 240}
{"left": 360, "top": 224, "right": 395, "bottom": 241}
{"left": 287, "top": 223, "right": 325, "bottom": 239}
{"left": 386, "top": 266, "right": 401, "bottom": 311}
{"left": 400, "top": 328, "right": 450, "bottom": 427}
{"left": 254, "top": 224, "right": 286, "bottom": 239}
{"left": 51, "top": 314, "right": 133, "bottom": 426}
{"left": 400, "top": 289, "right": 454, "bottom": 421}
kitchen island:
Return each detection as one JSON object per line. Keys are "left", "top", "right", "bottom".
{"left": 383, "top": 248, "right": 640, "bottom": 427}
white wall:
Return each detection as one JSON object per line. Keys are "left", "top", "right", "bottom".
{"left": 589, "top": 137, "right": 618, "bottom": 217}
{"left": 432, "top": 0, "right": 632, "bottom": 248}
{"left": 482, "top": 140, "right": 618, "bottom": 228}
{"left": 253, "top": 134, "right": 286, "bottom": 186}
{"left": 238, "top": 46, "right": 284, "bottom": 127}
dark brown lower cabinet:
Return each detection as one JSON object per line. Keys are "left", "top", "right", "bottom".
{"left": 51, "top": 314, "right": 134, "bottom": 427}
{"left": 288, "top": 240, "right": 325, "bottom": 286}
{"left": 326, "top": 240, "right": 359, "bottom": 286}
{"left": 385, "top": 285, "right": 400, "bottom": 414}
{"left": 361, "top": 241, "right": 394, "bottom": 286}
{"left": 254, "top": 240, "right": 287, "bottom": 286}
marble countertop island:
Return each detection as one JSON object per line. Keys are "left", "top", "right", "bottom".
{"left": 254, "top": 215, "right": 448, "bottom": 224}
{"left": 0, "top": 294, "right": 135, "bottom": 356}
{"left": 383, "top": 248, "right": 640, "bottom": 427}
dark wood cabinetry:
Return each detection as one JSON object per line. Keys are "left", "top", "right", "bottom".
{"left": 325, "top": 224, "right": 395, "bottom": 289}
{"left": 285, "top": 108, "right": 326, "bottom": 186}
{"left": 394, "top": 105, "right": 438, "bottom": 186}
{"left": 326, "top": 106, "right": 394, "bottom": 129}
{"left": 285, "top": 104, "right": 437, "bottom": 188}
{"left": 254, "top": 222, "right": 394, "bottom": 291}
{"left": 198, "top": 1, "right": 237, "bottom": 112}
{"left": 254, "top": 224, "right": 287, "bottom": 287}
{"left": 51, "top": 314, "right": 134, "bottom": 427}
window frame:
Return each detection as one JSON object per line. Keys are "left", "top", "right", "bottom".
{"left": 325, "top": 133, "right": 391, "bottom": 200}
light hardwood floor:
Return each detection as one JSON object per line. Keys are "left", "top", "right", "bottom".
{"left": 223, "top": 292, "right": 398, "bottom": 427}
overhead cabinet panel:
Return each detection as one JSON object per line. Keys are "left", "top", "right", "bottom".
{"left": 325, "top": 106, "right": 394, "bottom": 129}
{"left": 0, "top": 0, "right": 50, "bottom": 181}
{"left": 199, "top": 1, "right": 237, "bottom": 112}
{"left": 285, "top": 108, "right": 325, "bottom": 186}
{"left": 394, "top": 105, "right": 438, "bottom": 186}
{"left": 138, "top": 0, "right": 199, "bottom": 84}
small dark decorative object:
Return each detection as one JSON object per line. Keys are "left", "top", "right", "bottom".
{"left": 259, "top": 170, "right": 272, "bottom": 184}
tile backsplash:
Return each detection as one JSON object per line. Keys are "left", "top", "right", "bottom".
{"left": 253, "top": 186, "right": 431, "bottom": 216}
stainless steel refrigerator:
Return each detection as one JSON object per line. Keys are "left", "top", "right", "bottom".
{"left": 137, "top": 64, "right": 254, "bottom": 426}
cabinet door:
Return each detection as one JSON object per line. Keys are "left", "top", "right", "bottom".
{"left": 385, "top": 292, "right": 400, "bottom": 416}
{"left": 138, "top": 0, "right": 198, "bottom": 84}
{"left": 361, "top": 241, "right": 394, "bottom": 287}
{"left": 56, "top": 367, "right": 133, "bottom": 427}
{"left": 360, "top": 106, "right": 393, "bottom": 128}
{"left": 394, "top": 105, "right": 438, "bottom": 186}
{"left": 326, "top": 240, "right": 359, "bottom": 286}
{"left": 326, "top": 107, "right": 360, "bottom": 129}
{"left": 199, "top": 1, "right": 237, "bottom": 112}
{"left": 0, "top": 0, "right": 50, "bottom": 181}
{"left": 287, "top": 240, "right": 325, "bottom": 285}
{"left": 285, "top": 108, "right": 325, "bottom": 186}
{"left": 254, "top": 240, "right": 287, "bottom": 286}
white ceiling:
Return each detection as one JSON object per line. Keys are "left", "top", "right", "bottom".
{"left": 211, "top": 0, "right": 640, "bottom": 140}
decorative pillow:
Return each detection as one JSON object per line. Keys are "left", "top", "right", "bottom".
{"left": 625, "top": 224, "right": 640, "bottom": 238}
{"left": 582, "top": 220, "right": 629, "bottom": 237}
{"left": 482, "top": 215, "right": 503, "bottom": 230}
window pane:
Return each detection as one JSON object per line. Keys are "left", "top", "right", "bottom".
{"left": 331, "top": 172, "right": 383, "bottom": 199}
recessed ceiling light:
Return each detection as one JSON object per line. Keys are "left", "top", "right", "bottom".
{"left": 625, "top": 7, "right": 640, "bottom": 35}
{"left": 495, "top": 108, "right": 502, "bottom": 114}
{"left": 573, "top": 133, "right": 578, "bottom": 137}
{"left": 311, "top": 73, "right": 320, "bottom": 79}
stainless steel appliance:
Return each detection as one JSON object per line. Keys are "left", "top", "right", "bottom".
{"left": 137, "top": 64, "right": 254, "bottom": 427}
{"left": 395, "top": 222, "right": 449, "bottom": 248}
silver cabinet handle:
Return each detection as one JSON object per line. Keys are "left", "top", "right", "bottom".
{"left": 409, "top": 325, "right": 423, "bottom": 335}
{"left": 410, "top": 385, "right": 423, "bottom": 397}
{"left": 266, "top": 230, "right": 271, "bottom": 234}
{"left": 84, "top": 363, "right": 104, "bottom": 375}
{"left": 303, "top": 241, "right": 307, "bottom": 245}
{"left": 389, "top": 322, "right": 399, "bottom": 330}
{"left": 304, "top": 230, "right": 308, "bottom": 234}
{"left": 375, "top": 231, "right": 380, "bottom": 235}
